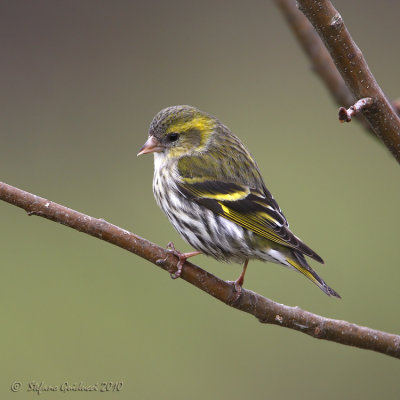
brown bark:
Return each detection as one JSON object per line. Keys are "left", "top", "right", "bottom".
{"left": 277, "top": 0, "right": 400, "bottom": 162}
{"left": 1, "top": 181, "right": 399, "bottom": 359}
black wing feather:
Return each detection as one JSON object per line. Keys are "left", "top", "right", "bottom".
{"left": 177, "top": 179, "right": 324, "bottom": 263}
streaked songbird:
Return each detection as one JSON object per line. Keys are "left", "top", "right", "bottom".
{"left": 138, "top": 105, "right": 340, "bottom": 298}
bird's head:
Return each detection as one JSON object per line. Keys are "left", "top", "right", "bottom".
{"left": 138, "top": 105, "right": 217, "bottom": 160}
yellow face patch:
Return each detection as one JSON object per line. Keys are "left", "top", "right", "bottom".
{"left": 166, "top": 115, "right": 215, "bottom": 152}
{"left": 166, "top": 115, "right": 213, "bottom": 135}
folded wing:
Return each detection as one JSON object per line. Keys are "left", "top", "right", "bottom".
{"left": 176, "top": 179, "right": 323, "bottom": 263}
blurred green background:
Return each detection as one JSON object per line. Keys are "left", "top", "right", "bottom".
{"left": 1, "top": 1, "right": 399, "bottom": 398}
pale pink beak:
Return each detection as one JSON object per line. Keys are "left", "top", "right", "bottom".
{"left": 137, "top": 136, "right": 164, "bottom": 156}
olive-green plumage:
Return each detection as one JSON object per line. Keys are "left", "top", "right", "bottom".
{"left": 138, "top": 105, "right": 340, "bottom": 298}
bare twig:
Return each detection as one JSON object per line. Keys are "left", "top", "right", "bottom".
{"left": 275, "top": 0, "right": 376, "bottom": 134}
{"left": 1, "top": 181, "right": 399, "bottom": 359}
{"left": 339, "top": 97, "right": 373, "bottom": 123}
{"left": 295, "top": 0, "right": 400, "bottom": 163}
{"left": 275, "top": 0, "right": 354, "bottom": 107}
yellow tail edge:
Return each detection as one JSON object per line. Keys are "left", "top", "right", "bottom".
{"left": 286, "top": 257, "right": 341, "bottom": 298}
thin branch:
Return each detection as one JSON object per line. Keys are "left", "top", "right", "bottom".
{"left": 275, "top": 0, "right": 376, "bottom": 136}
{"left": 275, "top": 0, "right": 354, "bottom": 108}
{"left": 339, "top": 97, "right": 373, "bottom": 123}
{"left": 1, "top": 181, "right": 399, "bottom": 359}
{"left": 294, "top": 0, "right": 400, "bottom": 163}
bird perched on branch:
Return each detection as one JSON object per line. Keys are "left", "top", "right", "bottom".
{"left": 138, "top": 105, "right": 340, "bottom": 298}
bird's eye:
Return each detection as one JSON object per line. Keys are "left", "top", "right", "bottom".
{"left": 167, "top": 133, "right": 179, "bottom": 142}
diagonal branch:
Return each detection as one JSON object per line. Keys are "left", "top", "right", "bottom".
{"left": 295, "top": 0, "right": 400, "bottom": 163}
{"left": 276, "top": 0, "right": 400, "bottom": 162}
{"left": 275, "top": 0, "right": 372, "bottom": 134}
{"left": 1, "top": 181, "right": 399, "bottom": 359}
{"left": 275, "top": 0, "right": 354, "bottom": 107}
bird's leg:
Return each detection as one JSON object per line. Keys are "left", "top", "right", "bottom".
{"left": 166, "top": 242, "right": 202, "bottom": 279}
{"left": 233, "top": 259, "right": 249, "bottom": 295}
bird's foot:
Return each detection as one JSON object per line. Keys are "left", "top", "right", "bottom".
{"left": 233, "top": 278, "right": 244, "bottom": 294}
{"left": 166, "top": 242, "right": 201, "bottom": 279}
{"left": 225, "top": 278, "right": 243, "bottom": 302}
{"left": 227, "top": 259, "right": 249, "bottom": 301}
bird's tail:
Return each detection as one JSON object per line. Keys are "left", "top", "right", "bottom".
{"left": 286, "top": 252, "right": 341, "bottom": 298}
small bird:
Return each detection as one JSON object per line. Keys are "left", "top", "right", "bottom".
{"left": 138, "top": 105, "right": 340, "bottom": 298}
